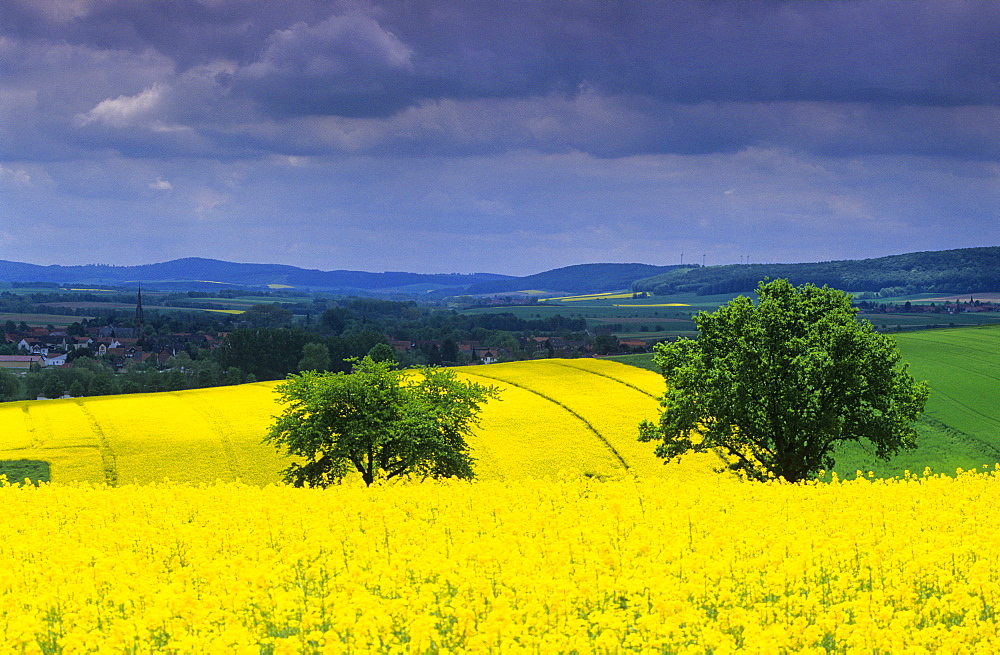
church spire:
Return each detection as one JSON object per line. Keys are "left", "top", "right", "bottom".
{"left": 135, "top": 285, "right": 145, "bottom": 342}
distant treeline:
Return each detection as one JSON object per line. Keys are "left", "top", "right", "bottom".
{"left": 632, "top": 247, "right": 1000, "bottom": 297}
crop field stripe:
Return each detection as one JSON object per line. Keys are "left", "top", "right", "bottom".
{"left": 896, "top": 328, "right": 1000, "bottom": 436}
{"left": 921, "top": 415, "right": 1000, "bottom": 461}
{"left": 463, "top": 361, "right": 677, "bottom": 478}
{"left": 460, "top": 370, "right": 631, "bottom": 471}
{"left": 544, "top": 360, "right": 660, "bottom": 400}
{"left": 920, "top": 385, "right": 1000, "bottom": 434}
{"left": 73, "top": 399, "right": 118, "bottom": 487}
{"left": 21, "top": 405, "right": 39, "bottom": 450}
{"left": 174, "top": 383, "right": 288, "bottom": 485}
{"left": 897, "top": 330, "right": 1000, "bottom": 360}
{"left": 167, "top": 392, "right": 241, "bottom": 481}
{"left": 91, "top": 393, "right": 243, "bottom": 484}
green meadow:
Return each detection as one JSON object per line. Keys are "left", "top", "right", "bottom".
{"left": 464, "top": 290, "right": 1000, "bottom": 342}
{"left": 462, "top": 291, "right": 739, "bottom": 340}
{"left": 610, "top": 324, "right": 1000, "bottom": 478}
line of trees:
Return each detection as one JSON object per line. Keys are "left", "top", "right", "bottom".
{"left": 0, "top": 354, "right": 255, "bottom": 401}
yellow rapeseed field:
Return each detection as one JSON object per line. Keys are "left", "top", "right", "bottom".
{"left": 2, "top": 471, "right": 1000, "bottom": 653}
{"left": 2, "top": 359, "right": 998, "bottom": 652}
{"left": 0, "top": 360, "right": 710, "bottom": 485}
{"left": 0, "top": 383, "right": 286, "bottom": 486}
{"left": 540, "top": 293, "right": 636, "bottom": 302}
{"left": 460, "top": 360, "right": 715, "bottom": 480}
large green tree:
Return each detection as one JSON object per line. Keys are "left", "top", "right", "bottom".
{"left": 266, "top": 357, "right": 500, "bottom": 487}
{"left": 639, "top": 279, "right": 929, "bottom": 482}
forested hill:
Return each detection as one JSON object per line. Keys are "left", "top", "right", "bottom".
{"left": 0, "top": 258, "right": 512, "bottom": 292}
{"left": 2, "top": 247, "right": 996, "bottom": 296}
{"left": 632, "top": 247, "right": 1000, "bottom": 297}
{"left": 464, "top": 263, "right": 686, "bottom": 295}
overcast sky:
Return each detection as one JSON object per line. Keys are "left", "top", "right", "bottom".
{"left": 1, "top": 0, "right": 997, "bottom": 275}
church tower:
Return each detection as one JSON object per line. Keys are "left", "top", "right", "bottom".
{"left": 135, "top": 286, "right": 145, "bottom": 342}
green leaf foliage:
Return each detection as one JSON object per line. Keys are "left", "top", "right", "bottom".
{"left": 639, "top": 279, "right": 930, "bottom": 482}
{"left": 266, "top": 357, "right": 500, "bottom": 487}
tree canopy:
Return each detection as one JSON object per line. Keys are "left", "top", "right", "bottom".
{"left": 639, "top": 279, "right": 930, "bottom": 482}
{"left": 266, "top": 357, "right": 500, "bottom": 487}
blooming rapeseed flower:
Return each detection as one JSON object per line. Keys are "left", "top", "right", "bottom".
{"left": 0, "top": 471, "right": 998, "bottom": 652}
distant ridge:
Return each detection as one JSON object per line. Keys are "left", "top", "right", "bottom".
{"left": 0, "top": 258, "right": 512, "bottom": 293}
{"left": 464, "top": 263, "right": 687, "bottom": 295}
{"left": 1, "top": 247, "right": 996, "bottom": 296}
{"left": 632, "top": 247, "right": 1000, "bottom": 296}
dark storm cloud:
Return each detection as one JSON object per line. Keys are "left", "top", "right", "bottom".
{"left": 4, "top": 0, "right": 998, "bottom": 161}
{"left": 1, "top": 0, "right": 996, "bottom": 273}
{"left": 5, "top": 1, "right": 997, "bottom": 126}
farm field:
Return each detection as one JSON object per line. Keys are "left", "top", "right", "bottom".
{"left": 831, "top": 325, "right": 1000, "bottom": 477}
{"left": 461, "top": 292, "right": 738, "bottom": 340}
{"left": 0, "top": 360, "right": 713, "bottom": 486}
{"left": 0, "top": 286, "right": 304, "bottom": 325}
{"left": 466, "top": 290, "right": 1000, "bottom": 342}
{"left": 4, "top": 323, "right": 996, "bottom": 485}
{"left": 609, "top": 325, "right": 1000, "bottom": 478}
{"left": 2, "top": 356, "right": 1000, "bottom": 651}
{"left": 3, "top": 469, "right": 1000, "bottom": 652}
{"left": 0, "top": 313, "right": 95, "bottom": 327}
{"left": 858, "top": 311, "right": 1000, "bottom": 330}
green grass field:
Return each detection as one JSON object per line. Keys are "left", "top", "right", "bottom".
{"left": 609, "top": 326, "right": 1000, "bottom": 477}
{"left": 859, "top": 312, "right": 1000, "bottom": 330}
{"left": 465, "top": 290, "right": 1000, "bottom": 342}
{"left": 461, "top": 292, "right": 740, "bottom": 340}
{"left": 0, "top": 313, "right": 96, "bottom": 327}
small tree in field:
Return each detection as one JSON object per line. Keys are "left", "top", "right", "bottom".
{"left": 638, "top": 279, "right": 929, "bottom": 482}
{"left": 266, "top": 357, "right": 499, "bottom": 487}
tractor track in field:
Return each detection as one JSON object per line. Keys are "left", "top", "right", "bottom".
{"left": 73, "top": 400, "right": 118, "bottom": 487}
{"left": 545, "top": 361, "right": 661, "bottom": 401}
{"left": 921, "top": 416, "right": 1000, "bottom": 461}
{"left": 926, "top": 386, "right": 1000, "bottom": 433}
{"left": 20, "top": 405, "right": 40, "bottom": 450}
{"left": 461, "top": 370, "right": 631, "bottom": 471}
{"left": 900, "top": 333, "right": 1000, "bottom": 363}
{"left": 168, "top": 392, "right": 243, "bottom": 482}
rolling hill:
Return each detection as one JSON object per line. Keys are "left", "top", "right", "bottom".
{"left": 0, "top": 360, "right": 715, "bottom": 486}
{"left": 462, "top": 263, "right": 686, "bottom": 295}
{"left": 0, "top": 258, "right": 512, "bottom": 293}
{"left": 3, "top": 322, "right": 997, "bottom": 485}
{"left": 1, "top": 246, "right": 995, "bottom": 297}
{"left": 632, "top": 246, "right": 1000, "bottom": 296}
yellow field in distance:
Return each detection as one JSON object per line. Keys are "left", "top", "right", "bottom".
{"left": 0, "top": 359, "right": 716, "bottom": 485}
{"left": 541, "top": 292, "right": 636, "bottom": 302}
